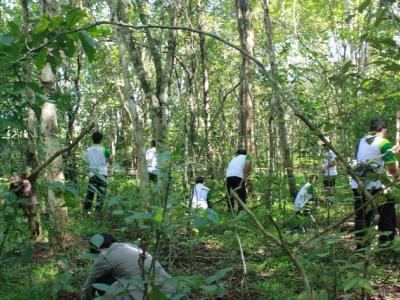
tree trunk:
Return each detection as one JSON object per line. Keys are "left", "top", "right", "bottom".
{"left": 108, "top": 0, "right": 176, "bottom": 202}
{"left": 117, "top": 41, "right": 149, "bottom": 197}
{"left": 235, "top": 0, "right": 255, "bottom": 154}
{"left": 197, "top": 3, "right": 214, "bottom": 177}
{"left": 20, "top": 0, "right": 38, "bottom": 169}
{"left": 39, "top": 0, "right": 68, "bottom": 243}
{"left": 262, "top": 0, "right": 297, "bottom": 197}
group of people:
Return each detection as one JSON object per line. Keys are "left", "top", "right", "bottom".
{"left": 6, "top": 116, "right": 399, "bottom": 298}
{"left": 83, "top": 133, "right": 254, "bottom": 214}
{"left": 294, "top": 116, "right": 399, "bottom": 249}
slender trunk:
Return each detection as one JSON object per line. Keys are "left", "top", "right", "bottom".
{"left": 235, "top": 0, "right": 255, "bottom": 154}
{"left": 109, "top": 0, "right": 176, "bottom": 202}
{"left": 397, "top": 109, "right": 400, "bottom": 168}
{"left": 197, "top": 3, "right": 214, "bottom": 177}
{"left": 39, "top": 0, "right": 68, "bottom": 243}
{"left": 262, "top": 0, "right": 297, "bottom": 197}
{"left": 20, "top": 0, "right": 38, "bottom": 169}
{"left": 117, "top": 42, "right": 149, "bottom": 195}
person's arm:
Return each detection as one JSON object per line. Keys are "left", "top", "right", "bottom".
{"left": 83, "top": 256, "right": 110, "bottom": 294}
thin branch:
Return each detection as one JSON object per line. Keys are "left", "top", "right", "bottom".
{"left": 28, "top": 122, "right": 95, "bottom": 182}
{"left": 231, "top": 191, "right": 313, "bottom": 300}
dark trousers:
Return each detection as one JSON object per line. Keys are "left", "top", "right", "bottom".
{"left": 84, "top": 175, "right": 107, "bottom": 212}
{"left": 91, "top": 274, "right": 116, "bottom": 296}
{"left": 353, "top": 189, "right": 396, "bottom": 247}
{"left": 149, "top": 172, "right": 158, "bottom": 183}
{"left": 226, "top": 176, "right": 246, "bottom": 211}
{"left": 323, "top": 176, "right": 336, "bottom": 191}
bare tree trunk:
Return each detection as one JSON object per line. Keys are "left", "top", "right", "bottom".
{"left": 197, "top": 3, "right": 214, "bottom": 177}
{"left": 109, "top": 0, "right": 176, "bottom": 201}
{"left": 39, "top": 0, "right": 68, "bottom": 243}
{"left": 235, "top": 0, "right": 255, "bottom": 154}
{"left": 117, "top": 41, "right": 149, "bottom": 196}
{"left": 262, "top": 0, "right": 297, "bottom": 197}
{"left": 20, "top": 0, "right": 38, "bottom": 169}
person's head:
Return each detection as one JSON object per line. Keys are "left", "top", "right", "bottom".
{"left": 236, "top": 148, "right": 247, "bottom": 155}
{"left": 309, "top": 175, "right": 318, "bottom": 185}
{"left": 92, "top": 131, "right": 103, "bottom": 144}
{"left": 89, "top": 233, "right": 116, "bottom": 253}
{"left": 150, "top": 139, "right": 156, "bottom": 148}
{"left": 195, "top": 176, "right": 205, "bottom": 184}
{"left": 369, "top": 116, "right": 388, "bottom": 134}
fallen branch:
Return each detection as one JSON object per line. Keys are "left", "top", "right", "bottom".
{"left": 28, "top": 122, "right": 95, "bottom": 182}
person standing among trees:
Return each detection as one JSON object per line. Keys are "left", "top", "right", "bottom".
{"left": 226, "top": 148, "right": 252, "bottom": 212}
{"left": 83, "top": 132, "right": 112, "bottom": 216}
{"left": 321, "top": 141, "right": 337, "bottom": 195}
{"left": 351, "top": 116, "right": 399, "bottom": 249}
{"left": 145, "top": 140, "right": 158, "bottom": 183}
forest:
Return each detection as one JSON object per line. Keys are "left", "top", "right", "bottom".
{"left": 1, "top": 0, "right": 400, "bottom": 299}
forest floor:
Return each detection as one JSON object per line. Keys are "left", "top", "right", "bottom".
{"left": 0, "top": 176, "right": 400, "bottom": 299}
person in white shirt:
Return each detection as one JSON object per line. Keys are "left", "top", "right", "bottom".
{"left": 294, "top": 175, "right": 317, "bottom": 213}
{"left": 84, "top": 132, "right": 112, "bottom": 216}
{"left": 225, "top": 148, "right": 252, "bottom": 212}
{"left": 321, "top": 142, "right": 337, "bottom": 194}
{"left": 189, "top": 177, "right": 211, "bottom": 210}
{"left": 351, "top": 116, "right": 399, "bottom": 248}
{"left": 145, "top": 140, "right": 158, "bottom": 183}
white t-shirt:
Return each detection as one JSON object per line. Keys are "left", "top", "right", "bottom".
{"left": 145, "top": 147, "right": 157, "bottom": 174}
{"left": 86, "top": 145, "right": 110, "bottom": 177}
{"left": 226, "top": 154, "right": 249, "bottom": 179}
{"left": 190, "top": 183, "right": 209, "bottom": 209}
{"left": 294, "top": 183, "right": 314, "bottom": 211}
{"left": 323, "top": 149, "right": 337, "bottom": 176}
{"left": 351, "top": 134, "right": 390, "bottom": 189}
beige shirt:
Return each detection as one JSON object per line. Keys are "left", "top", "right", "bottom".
{"left": 84, "top": 243, "right": 175, "bottom": 299}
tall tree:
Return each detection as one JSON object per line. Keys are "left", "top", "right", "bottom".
{"left": 235, "top": 0, "right": 255, "bottom": 154}
{"left": 262, "top": 0, "right": 297, "bottom": 197}
{"left": 39, "top": 0, "right": 68, "bottom": 243}
{"left": 108, "top": 0, "right": 177, "bottom": 201}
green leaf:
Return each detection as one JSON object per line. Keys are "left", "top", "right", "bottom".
{"left": 206, "top": 267, "right": 232, "bottom": 285}
{"left": 0, "top": 36, "right": 14, "bottom": 46}
{"left": 4, "top": 191, "right": 17, "bottom": 202}
{"left": 149, "top": 285, "right": 169, "bottom": 300}
{"left": 358, "top": 0, "right": 371, "bottom": 13}
{"left": 64, "top": 37, "right": 76, "bottom": 57}
{"left": 206, "top": 209, "right": 219, "bottom": 224}
{"left": 112, "top": 209, "right": 124, "bottom": 216}
{"left": 78, "top": 31, "right": 97, "bottom": 62}
{"left": 33, "top": 20, "right": 50, "bottom": 35}
{"left": 34, "top": 48, "right": 48, "bottom": 69}
{"left": 90, "top": 234, "right": 104, "bottom": 248}
{"left": 154, "top": 207, "right": 163, "bottom": 223}
{"left": 92, "top": 283, "right": 114, "bottom": 294}
{"left": 66, "top": 8, "right": 87, "bottom": 27}
{"left": 21, "top": 246, "right": 33, "bottom": 266}
{"left": 385, "top": 63, "right": 400, "bottom": 72}
{"left": 194, "top": 217, "right": 206, "bottom": 229}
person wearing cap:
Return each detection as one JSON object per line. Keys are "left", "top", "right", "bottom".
{"left": 320, "top": 140, "right": 337, "bottom": 195}
{"left": 84, "top": 233, "right": 176, "bottom": 299}
{"left": 225, "top": 148, "right": 252, "bottom": 212}
{"left": 189, "top": 177, "right": 211, "bottom": 210}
